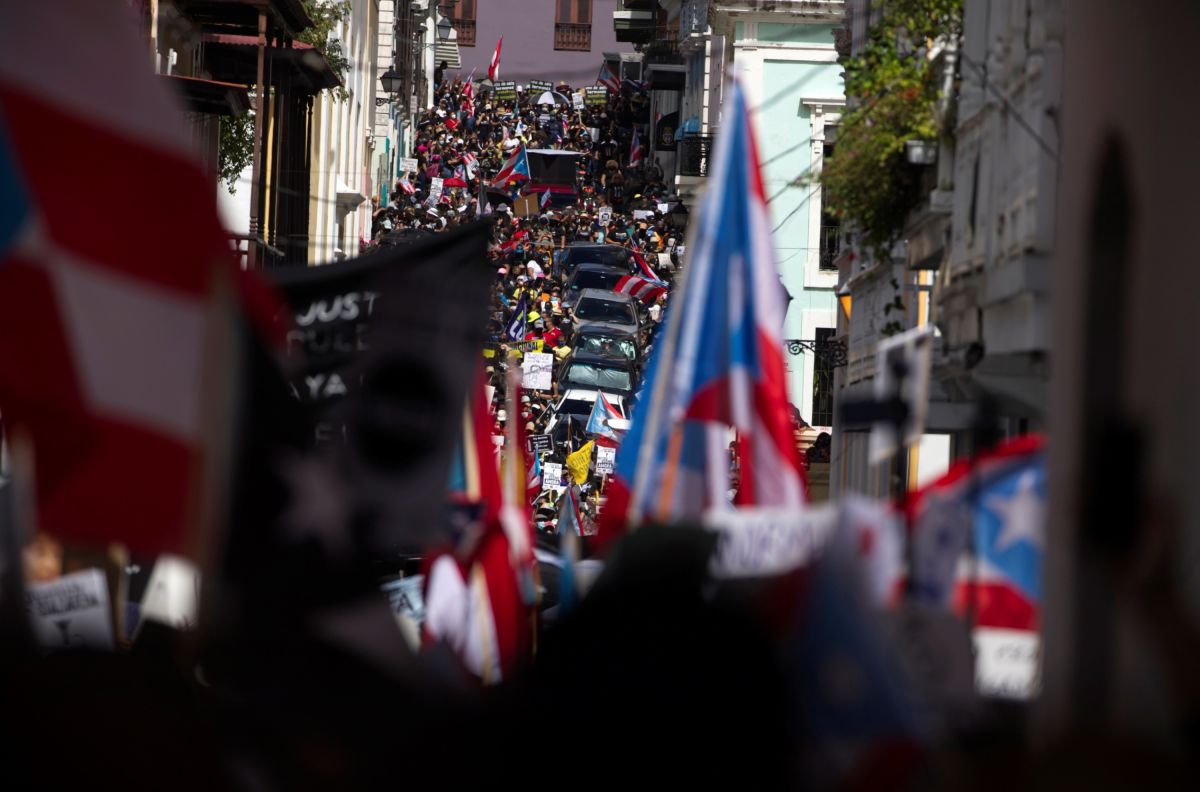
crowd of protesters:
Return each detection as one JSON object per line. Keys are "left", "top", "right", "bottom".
{"left": 366, "top": 73, "right": 688, "bottom": 543}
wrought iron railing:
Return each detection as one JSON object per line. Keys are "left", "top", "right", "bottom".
{"left": 451, "top": 17, "right": 475, "bottom": 46}
{"left": 678, "top": 133, "right": 714, "bottom": 177}
{"left": 554, "top": 22, "right": 592, "bottom": 51}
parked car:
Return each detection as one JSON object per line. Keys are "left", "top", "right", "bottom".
{"left": 563, "top": 263, "right": 628, "bottom": 310}
{"left": 559, "top": 243, "right": 635, "bottom": 277}
{"left": 560, "top": 348, "right": 638, "bottom": 401}
{"left": 573, "top": 321, "right": 643, "bottom": 372}
{"left": 544, "top": 388, "right": 627, "bottom": 441}
{"left": 570, "top": 288, "right": 640, "bottom": 336}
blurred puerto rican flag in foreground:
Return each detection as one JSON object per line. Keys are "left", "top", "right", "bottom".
{"left": 0, "top": 1, "right": 253, "bottom": 557}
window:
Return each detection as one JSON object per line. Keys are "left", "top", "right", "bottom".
{"left": 448, "top": 0, "right": 475, "bottom": 46}
{"left": 555, "top": 0, "right": 592, "bottom": 52}
{"left": 819, "top": 126, "right": 840, "bottom": 271}
{"left": 811, "top": 327, "right": 835, "bottom": 427}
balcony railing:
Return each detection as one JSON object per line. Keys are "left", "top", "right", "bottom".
{"left": 819, "top": 224, "right": 841, "bottom": 270}
{"left": 678, "top": 133, "right": 714, "bottom": 177}
{"left": 554, "top": 22, "right": 592, "bottom": 52}
{"left": 451, "top": 18, "right": 475, "bottom": 47}
{"left": 642, "top": 29, "right": 683, "bottom": 63}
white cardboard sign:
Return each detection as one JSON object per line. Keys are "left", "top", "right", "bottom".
{"left": 595, "top": 445, "right": 616, "bottom": 475}
{"left": 26, "top": 568, "right": 114, "bottom": 652}
{"left": 522, "top": 352, "right": 554, "bottom": 391}
{"left": 542, "top": 462, "right": 565, "bottom": 491}
{"left": 705, "top": 506, "right": 838, "bottom": 579}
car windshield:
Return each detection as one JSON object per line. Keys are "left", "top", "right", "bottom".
{"left": 569, "top": 269, "right": 623, "bottom": 292}
{"left": 557, "top": 399, "right": 595, "bottom": 417}
{"left": 575, "top": 298, "right": 635, "bottom": 324}
{"left": 566, "top": 247, "right": 630, "bottom": 269}
{"left": 578, "top": 334, "right": 637, "bottom": 361}
{"left": 564, "top": 364, "right": 632, "bottom": 391}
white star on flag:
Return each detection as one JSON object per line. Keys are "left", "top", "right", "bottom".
{"left": 986, "top": 470, "right": 1045, "bottom": 552}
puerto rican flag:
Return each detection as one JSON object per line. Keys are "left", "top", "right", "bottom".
{"left": 488, "top": 36, "right": 503, "bottom": 81}
{"left": 397, "top": 177, "right": 416, "bottom": 195}
{"left": 629, "top": 126, "right": 644, "bottom": 168}
{"left": 598, "top": 70, "right": 806, "bottom": 543}
{"left": 461, "top": 151, "right": 478, "bottom": 180}
{"left": 0, "top": 1, "right": 257, "bottom": 556}
{"left": 539, "top": 189, "right": 552, "bottom": 210}
{"left": 596, "top": 61, "right": 620, "bottom": 94}
{"left": 525, "top": 450, "right": 542, "bottom": 504}
{"left": 630, "top": 244, "right": 665, "bottom": 284}
{"left": 426, "top": 367, "right": 534, "bottom": 683}
{"left": 489, "top": 142, "right": 530, "bottom": 188}
{"left": 909, "top": 434, "right": 1047, "bottom": 632}
{"left": 614, "top": 274, "right": 667, "bottom": 305}
{"left": 585, "top": 391, "right": 625, "bottom": 447}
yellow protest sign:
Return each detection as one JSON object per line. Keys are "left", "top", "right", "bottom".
{"left": 566, "top": 441, "right": 594, "bottom": 485}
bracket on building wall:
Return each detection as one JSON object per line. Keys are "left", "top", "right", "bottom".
{"left": 783, "top": 338, "right": 848, "bottom": 367}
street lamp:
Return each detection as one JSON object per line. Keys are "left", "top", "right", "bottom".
{"left": 436, "top": 14, "right": 454, "bottom": 41}
{"left": 380, "top": 68, "right": 404, "bottom": 95}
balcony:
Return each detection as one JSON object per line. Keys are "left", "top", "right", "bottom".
{"left": 642, "top": 29, "right": 683, "bottom": 64}
{"left": 451, "top": 17, "right": 475, "bottom": 47}
{"left": 554, "top": 22, "right": 592, "bottom": 51}
{"left": 678, "top": 133, "right": 714, "bottom": 177}
{"left": 614, "top": 1, "right": 657, "bottom": 44}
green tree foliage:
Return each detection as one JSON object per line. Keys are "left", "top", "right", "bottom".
{"left": 219, "top": 110, "right": 255, "bottom": 193}
{"left": 821, "top": 0, "right": 962, "bottom": 257}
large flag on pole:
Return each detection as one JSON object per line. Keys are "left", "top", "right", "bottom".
{"left": 629, "top": 126, "right": 644, "bottom": 168}
{"left": 488, "top": 36, "right": 503, "bottom": 81}
{"left": 596, "top": 61, "right": 620, "bottom": 94}
{"left": 0, "top": 1, "right": 244, "bottom": 556}
{"left": 586, "top": 391, "right": 625, "bottom": 446}
{"left": 505, "top": 293, "right": 528, "bottom": 341}
{"left": 599, "top": 69, "right": 806, "bottom": 541}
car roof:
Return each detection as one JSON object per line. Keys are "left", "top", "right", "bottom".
{"left": 567, "top": 242, "right": 625, "bottom": 251}
{"left": 576, "top": 287, "right": 636, "bottom": 304}
{"left": 559, "top": 388, "right": 626, "bottom": 405}
{"left": 572, "top": 262, "right": 627, "bottom": 274}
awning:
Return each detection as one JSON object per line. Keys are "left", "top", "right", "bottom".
{"left": 203, "top": 33, "right": 340, "bottom": 94}
{"left": 161, "top": 74, "right": 250, "bottom": 116}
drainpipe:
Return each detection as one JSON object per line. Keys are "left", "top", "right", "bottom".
{"left": 247, "top": 9, "right": 267, "bottom": 269}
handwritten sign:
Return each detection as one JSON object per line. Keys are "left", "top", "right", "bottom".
{"left": 527, "top": 433, "right": 553, "bottom": 454}
{"left": 424, "top": 176, "right": 444, "bottom": 208}
{"left": 522, "top": 351, "right": 554, "bottom": 391}
{"left": 974, "top": 628, "right": 1040, "bottom": 700}
{"left": 398, "top": 157, "right": 418, "bottom": 177}
{"left": 493, "top": 81, "right": 518, "bottom": 102}
{"left": 542, "top": 462, "right": 564, "bottom": 491}
{"left": 26, "top": 569, "right": 114, "bottom": 652}
{"left": 136, "top": 555, "right": 201, "bottom": 635}
{"left": 572, "top": 92, "right": 585, "bottom": 110}
{"left": 584, "top": 86, "right": 609, "bottom": 106}
{"left": 595, "top": 445, "right": 616, "bottom": 474}
{"left": 705, "top": 506, "right": 838, "bottom": 579}
{"left": 528, "top": 79, "right": 552, "bottom": 94}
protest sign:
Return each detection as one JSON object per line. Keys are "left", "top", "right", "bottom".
{"left": 528, "top": 79, "right": 552, "bottom": 94}
{"left": 522, "top": 352, "right": 554, "bottom": 391}
{"left": 514, "top": 338, "right": 543, "bottom": 353}
{"left": 398, "top": 157, "right": 418, "bottom": 177}
{"left": 632, "top": 209, "right": 654, "bottom": 221}
{"left": 598, "top": 206, "right": 612, "bottom": 226}
{"left": 595, "top": 445, "right": 616, "bottom": 475}
{"left": 424, "top": 176, "right": 444, "bottom": 208}
{"left": 514, "top": 194, "right": 540, "bottom": 217}
{"left": 542, "top": 462, "right": 564, "bottom": 491}
{"left": 270, "top": 223, "right": 493, "bottom": 553}
{"left": 584, "top": 86, "right": 608, "bottom": 106}
{"left": 572, "top": 92, "right": 585, "bottom": 110}
{"left": 973, "top": 628, "right": 1040, "bottom": 700}
{"left": 26, "top": 568, "right": 115, "bottom": 651}
{"left": 705, "top": 506, "right": 838, "bottom": 579}
{"left": 136, "top": 554, "right": 201, "bottom": 634}
{"left": 527, "top": 433, "right": 553, "bottom": 454}
{"left": 493, "top": 81, "right": 518, "bottom": 101}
